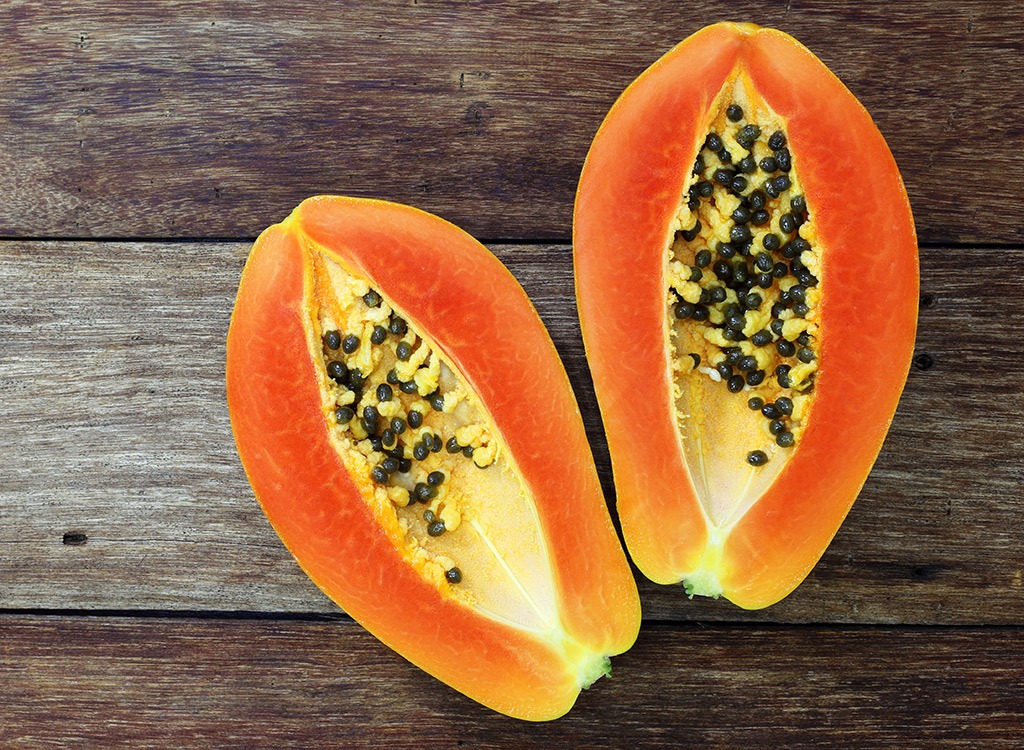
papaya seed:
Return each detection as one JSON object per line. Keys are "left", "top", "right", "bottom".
{"left": 346, "top": 369, "right": 365, "bottom": 392}
{"left": 747, "top": 450, "right": 769, "bottom": 467}
{"left": 713, "top": 168, "right": 733, "bottom": 186}
{"left": 388, "top": 315, "right": 407, "bottom": 336}
{"left": 681, "top": 220, "right": 702, "bottom": 242}
{"left": 675, "top": 302, "right": 695, "bottom": 319}
{"left": 737, "top": 355, "right": 758, "bottom": 373}
{"left": 323, "top": 330, "right": 341, "bottom": 350}
{"left": 775, "top": 147, "right": 792, "bottom": 171}
{"left": 737, "top": 123, "right": 761, "bottom": 146}
{"left": 326, "top": 360, "right": 348, "bottom": 383}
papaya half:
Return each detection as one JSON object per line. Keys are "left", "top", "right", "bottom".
{"left": 573, "top": 23, "right": 917, "bottom": 608}
{"left": 226, "top": 196, "right": 640, "bottom": 720}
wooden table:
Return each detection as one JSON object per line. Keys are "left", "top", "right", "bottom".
{"left": 2, "top": 2, "right": 1021, "bottom": 746}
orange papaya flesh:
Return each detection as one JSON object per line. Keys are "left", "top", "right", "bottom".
{"left": 226, "top": 196, "right": 640, "bottom": 720}
{"left": 574, "top": 23, "right": 917, "bottom": 609}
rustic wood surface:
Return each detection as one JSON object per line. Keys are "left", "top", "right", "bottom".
{"left": 1, "top": 0, "right": 1022, "bottom": 244}
{"left": 1, "top": 240, "right": 1022, "bottom": 626}
{"left": 1, "top": 616, "right": 1022, "bottom": 749}
{"left": 2, "top": 0, "right": 1022, "bottom": 745}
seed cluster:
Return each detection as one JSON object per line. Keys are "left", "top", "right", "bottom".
{"left": 320, "top": 285, "right": 497, "bottom": 587}
{"left": 669, "top": 101, "right": 821, "bottom": 466}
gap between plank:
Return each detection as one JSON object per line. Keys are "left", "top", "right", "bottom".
{"left": 0, "top": 608, "right": 1020, "bottom": 632}
{"left": 0, "top": 236, "right": 1019, "bottom": 251}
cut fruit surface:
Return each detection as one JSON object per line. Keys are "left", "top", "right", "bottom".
{"left": 574, "top": 23, "right": 917, "bottom": 608}
{"left": 227, "top": 196, "right": 640, "bottom": 720}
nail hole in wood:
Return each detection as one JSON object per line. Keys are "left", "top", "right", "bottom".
{"left": 913, "top": 352, "right": 935, "bottom": 371}
{"left": 62, "top": 532, "right": 88, "bottom": 546}
{"left": 911, "top": 564, "right": 941, "bottom": 581}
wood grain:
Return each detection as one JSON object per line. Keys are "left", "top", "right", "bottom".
{"left": 1, "top": 0, "right": 1021, "bottom": 243}
{"left": 0, "top": 240, "right": 1021, "bottom": 624}
{"left": 0, "top": 615, "right": 1020, "bottom": 748}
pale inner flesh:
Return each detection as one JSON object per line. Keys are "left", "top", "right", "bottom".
{"left": 667, "top": 77, "right": 822, "bottom": 528}
{"left": 310, "top": 251, "right": 559, "bottom": 634}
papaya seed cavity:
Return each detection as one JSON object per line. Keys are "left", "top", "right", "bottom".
{"left": 668, "top": 86, "right": 821, "bottom": 469}
{"left": 300, "top": 248, "right": 570, "bottom": 621}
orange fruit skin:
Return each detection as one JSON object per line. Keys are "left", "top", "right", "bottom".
{"left": 574, "top": 24, "right": 918, "bottom": 608}
{"left": 227, "top": 197, "right": 640, "bottom": 720}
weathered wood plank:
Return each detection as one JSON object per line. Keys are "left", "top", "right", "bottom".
{"left": 0, "top": 241, "right": 1021, "bottom": 623}
{"left": 0, "top": 615, "right": 1020, "bottom": 748}
{"left": 1, "top": 0, "right": 1020, "bottom": 243}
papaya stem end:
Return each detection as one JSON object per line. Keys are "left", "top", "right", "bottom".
{"left": 580, "top": 657, "right": 613, "bottom": 690}
{"left": 682, "top": 571, "right": 723, "bottom": 600}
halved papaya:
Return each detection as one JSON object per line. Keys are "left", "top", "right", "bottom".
{"left": 573, "top": 23, "right": 917, "bottom": 608}
{"left": 226, "top": 196, "right": 640, "bottom": 720}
